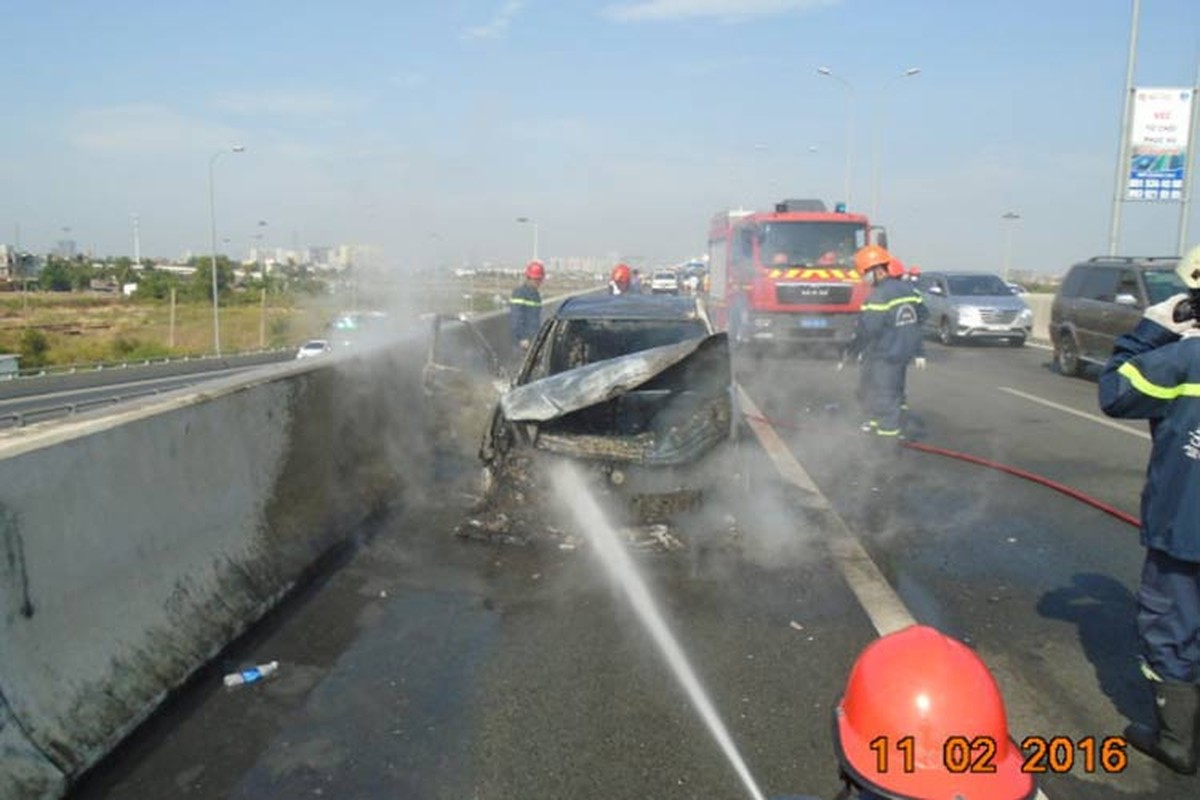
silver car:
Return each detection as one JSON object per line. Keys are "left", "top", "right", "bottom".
{"left": 916, "top": 271, "right": 1033, "bottom": 346}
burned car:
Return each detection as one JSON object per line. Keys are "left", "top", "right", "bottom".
{"left": 424, "top": 294, "right": 735, "bottom": 543}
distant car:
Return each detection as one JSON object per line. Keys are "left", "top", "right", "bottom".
{"left": 1006, "top": 282, "right": 1028, "bottom": 295}
{"left": 423, "top": 294, "right": 734, "bottom": 538}
{"left": 1050, "top": 255, "right": 1186, "bottom": 377}
{"left": 916, "top": 271, "right": 1033, "bottom": 346}
{"left": 296, "top": 339, "right": 332, "bottom": 359}
{"left": 649, "top": 270, "right": 681, "bottom": 295}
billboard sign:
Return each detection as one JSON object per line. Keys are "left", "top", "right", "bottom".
{"left": 1126, "top": 87, "right": 1193, "bottom": 201}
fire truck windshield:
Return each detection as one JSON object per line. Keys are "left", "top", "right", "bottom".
{"left": 758, "top": 221, "right": 862, "bottom": 267}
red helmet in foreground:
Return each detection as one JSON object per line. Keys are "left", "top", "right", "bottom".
{"left": 834, "top": 625, "right": 1036, "bottom": 800}
{"left": 525, "top": 260, "right": 545, "bottom": 280}
{"left": 612, "top": 263, "right": 632, "bottom": 285}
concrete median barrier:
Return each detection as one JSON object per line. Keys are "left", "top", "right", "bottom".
{"left": 0, "top": 290, "right": 597, "bottom": 798}
{"left": 0, "top": 340, "right": 427, "bottom": 799}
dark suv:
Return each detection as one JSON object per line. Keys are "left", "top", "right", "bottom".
{"left": 1050, "top": 256, "right": 1186, "bottom": 376}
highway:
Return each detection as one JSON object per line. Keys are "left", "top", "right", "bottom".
{"left": 65, "top": 339, "right": 1193, "bottom": 800}
{"left": 0, "top": 350, "right": 295, "bottom": 428}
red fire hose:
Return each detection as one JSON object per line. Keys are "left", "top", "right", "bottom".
{"left": 741, "top": 413, "right": 1141, "bottom": 529}
{"left": 898, "top": 439, "right": 1140, "bottom": 529}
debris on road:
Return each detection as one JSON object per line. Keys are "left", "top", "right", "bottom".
{"left": 223, "top": 661, "right": 279, "bottom": 688}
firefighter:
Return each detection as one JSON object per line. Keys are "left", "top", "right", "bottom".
{"left": 786, "top": 625, "right": 1037, "bottom": 800}
{"left": 844, "top": 246, "right": 927, "bottom": 440}
{"left": 907, "top": 264, "right": 922, "bottom": 283}
{"left": 1099, "top": 245, "right": 1200, "bottom": 774}
{"left": 509, "top": 260, "right": 544, "bottom": 359}
{"left": 609, "top": 263, "right": 633, "bottom": 295}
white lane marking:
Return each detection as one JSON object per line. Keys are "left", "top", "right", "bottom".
{"left": 739, "top": 384, "right": 1053, "bottom": 800}
{"left": 737, "top": 385, "right": 915, "bottom": 636}
{"left": 999, "top": 387, "right": 1150, "bottom": 441}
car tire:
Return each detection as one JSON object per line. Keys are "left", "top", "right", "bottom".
{"left": 938, "top": 318, "right": 957, "bottom": 346}
{"left": 1055, "top": 334, "right": 1083, "bottom": 376}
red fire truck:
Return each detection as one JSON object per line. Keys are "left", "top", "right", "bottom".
{"left": 704, "top": 198, "right": 887, "bottom": 350}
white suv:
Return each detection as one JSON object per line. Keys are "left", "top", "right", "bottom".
{"left": 649, "top": 270, "right": 680, "bottom": 294}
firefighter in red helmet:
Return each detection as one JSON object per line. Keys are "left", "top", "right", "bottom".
{"left": 509, "top": 260, "right": 545, "bottom": 358}
{"left": 778, "top": 625, "right": 1038, "bottom": 800}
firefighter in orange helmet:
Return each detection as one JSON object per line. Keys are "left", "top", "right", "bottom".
{"left": 844, "top": 245, "right": 927, "bottom": 441}
{"left": 610, "top": 263, "right": 633, "bottom": 295}
{"left": 776, "top": 626, "right": 1037, "bottom": 800}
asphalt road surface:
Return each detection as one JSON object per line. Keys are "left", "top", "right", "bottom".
{"left": 69, "top": 340, "right": 1196, "bottom": 800}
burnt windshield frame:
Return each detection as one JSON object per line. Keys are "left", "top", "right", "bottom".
{"left": 545, "top": 319, "right": 709, "bottom": 376}
{"left": 757, "top": 221, "right": 860, "bottom": 266}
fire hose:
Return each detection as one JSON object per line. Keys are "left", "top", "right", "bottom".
{"left": 740, "top": 413, "right": 1140, "bottom": 530}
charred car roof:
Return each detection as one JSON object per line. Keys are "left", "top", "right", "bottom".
{"left": 554, "top": 294, "right": 702, "bottom": 321}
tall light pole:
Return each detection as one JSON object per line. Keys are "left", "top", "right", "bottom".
{"left": 871, "top": 67, "right": 921, "bottom": 221}
{"left": 131, "top": 213, "right": 141, "bottom": 269}
{"left": 208, "top": 144, "right": 245, "bottom": 357}
{"left": 816, "top": 67, "right": 857, "bottom": 206}
{"left": 1001, "top": 211, "right": 1021, "bottom": 282}
{"left": 516, "top": 216, "right": 539, "bottom": 261}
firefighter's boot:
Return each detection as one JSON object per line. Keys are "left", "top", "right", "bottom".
{"left": 1124, "top": 679, "right": 1200, "bottom": 775}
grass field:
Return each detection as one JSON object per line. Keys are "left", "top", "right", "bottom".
{"left": 0, "top": 290, "right": 336, "bottom": 367}
{"left": 0, "top": 274, "right": 604, "bottom": 368}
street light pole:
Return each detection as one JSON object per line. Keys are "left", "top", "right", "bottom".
{"left": 208, "top": 144, "right": 245, "bottom": 357}
{"left": 871, "top": 67, "right": 921, "bottom": 221}
{"left": 516, "top": 216, "right": 539, "bottom": 261}
{"left": 131, "top": 212, "right": 141, "bottom": 269}
{"left": 1001, "top": 211, "right": 1021, "bottom": 282}
{"left": 817, "top": 67, "right": 857, "bottom": 206}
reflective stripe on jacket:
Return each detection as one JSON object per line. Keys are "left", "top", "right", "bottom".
{"left": 1099, "top": 318, "right": 1200, "bottom": 562}
{"left": 852, "top": 278, "right": 927, "bottom": 362}
{"left": 509, "top": 283, "right": 542, "bottom": 343}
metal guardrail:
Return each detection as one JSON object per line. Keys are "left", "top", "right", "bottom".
{"left": 0, "top": 383, "right": 198, "bottom": 429}
{"left": 0, "top": 347, "right": 292, "bottom": 381}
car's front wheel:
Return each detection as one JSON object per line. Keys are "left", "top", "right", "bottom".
{"left": 938, "top": 318, "right": 957, "bottom": 346}
{"left": 1055, "top": 333, "right": 1083, "bottom": 376}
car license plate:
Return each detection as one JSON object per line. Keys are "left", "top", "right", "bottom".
{"left": 798, "top": 317, "right": 828, "bottom": 329}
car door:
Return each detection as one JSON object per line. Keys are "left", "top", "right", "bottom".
{"left": 1073, "top": 266, "right": 1121, "bottom": 363}
{"left": 919, "top": 275, "right": 948, "bottom": 332}
{"left": 1099, "top": 269, "right": 1143, "bottom": 358}
{"left": 422, "top": 315, "right": 509, "bottom": 461}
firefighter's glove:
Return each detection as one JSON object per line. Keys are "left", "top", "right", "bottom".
{"left": 1143, "top": 293, "right": 1192, "bottom": 336}
{"left": 914, "top": 356, "right": 927, "bottom": 370}
{"left": 518, "top": 338, "right": 531, "bottom": 350}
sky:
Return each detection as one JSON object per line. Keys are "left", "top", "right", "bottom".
{"left": 1, "top": 0, "right": 1199, "bottom": 276}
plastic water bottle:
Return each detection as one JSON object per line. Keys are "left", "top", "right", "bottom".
{"left": 223, "top": 661, "right": 279, "bottom": 688}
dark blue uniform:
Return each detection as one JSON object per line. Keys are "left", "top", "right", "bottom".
{"left": 1100, "top": 319, "right": 1200, "bottom": 683}
{"left": 850, "top": 277, "right": 927, "bottom": 438}
{"left": 509, "top": 282, "right": 542, "bottom": 350}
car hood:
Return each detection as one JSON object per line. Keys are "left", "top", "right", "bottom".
{"left": 501, "top": 334, "right": 724, "bottom": 423}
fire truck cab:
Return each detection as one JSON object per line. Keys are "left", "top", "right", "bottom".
{"left": 705, "top": 199, "right": 887, "bottom": 350}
